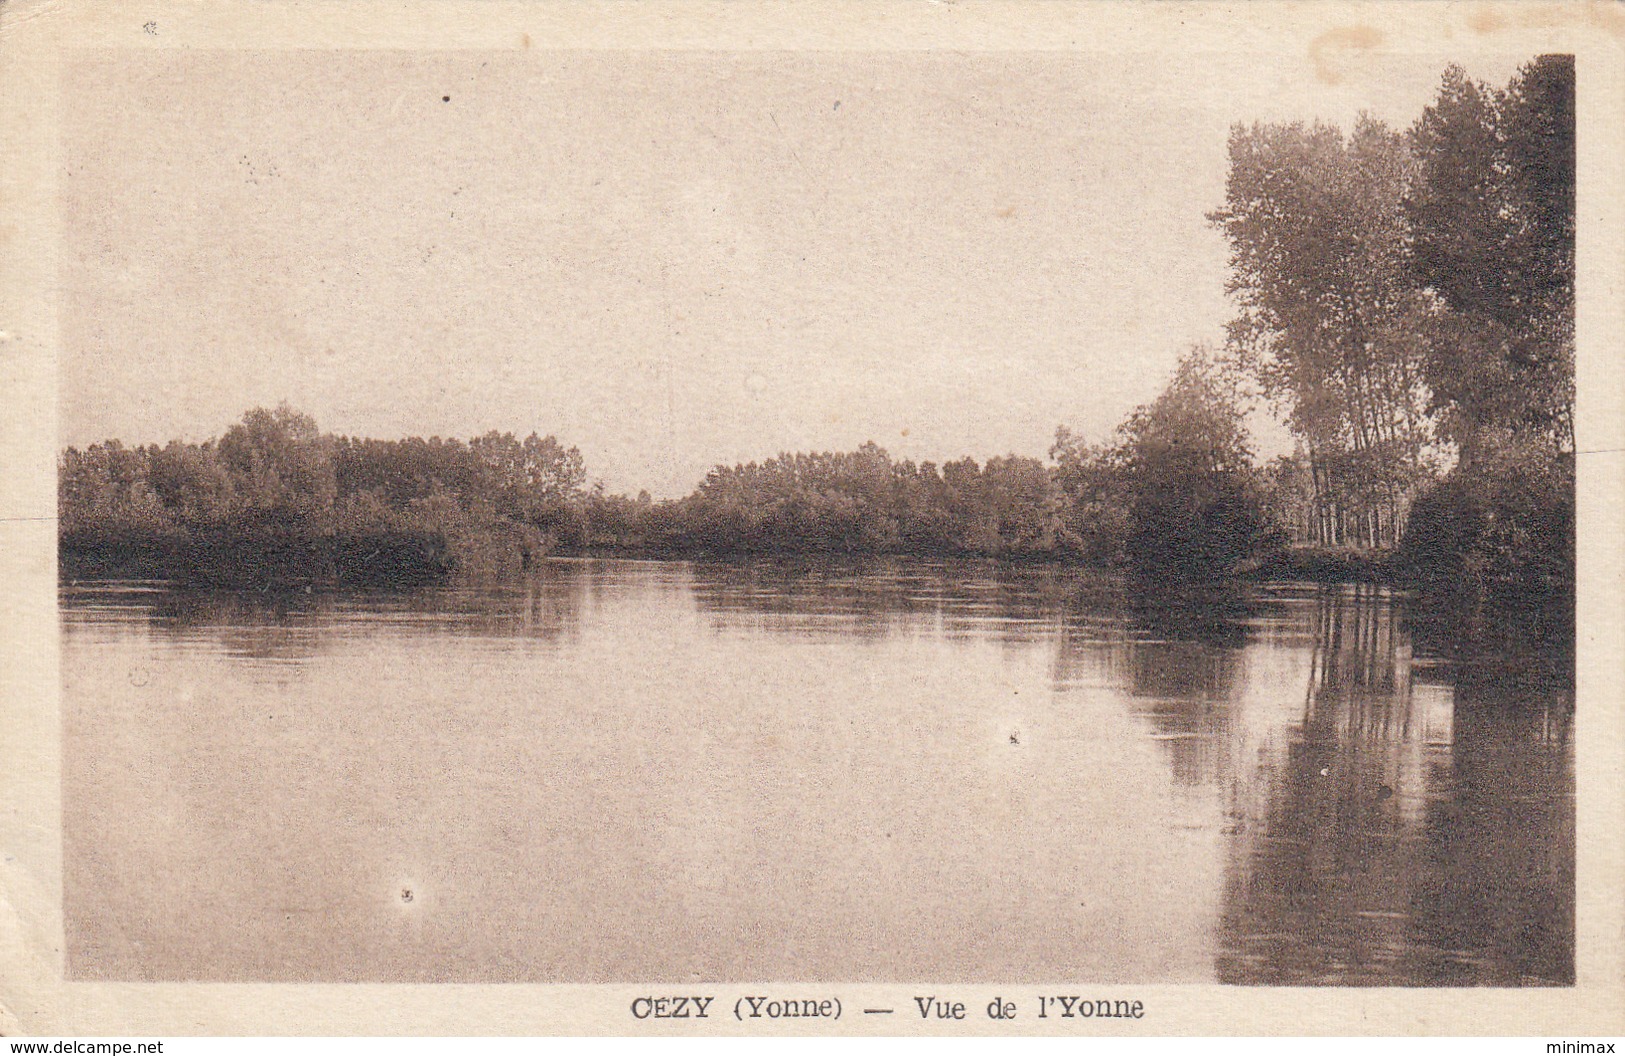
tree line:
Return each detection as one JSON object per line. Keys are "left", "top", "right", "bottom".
{"left": 57, "top": 347, "right": 1271, "bottom": 582}
{"left": 60, "top": 56, "right": 1573, "bottom": 608}
{"left": 59, "top": 407, "right": 591, "bottom": 581}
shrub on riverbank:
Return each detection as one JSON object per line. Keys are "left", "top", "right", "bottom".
{"left": 1396, "top": 437, "right": 1574, "bottom": 609}
{"left": 1254, "top": 544, "right": 1393, "bottom": 584}
{"left": 1053, "top": 348, "right": 1282, "bottom": 580}
{"left": 58, "top": 508, "right": 545, "bottom": 588}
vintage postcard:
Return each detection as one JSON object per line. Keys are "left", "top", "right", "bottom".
{"left": 1, "top": 0, "right": 1621, "bottom": 1038}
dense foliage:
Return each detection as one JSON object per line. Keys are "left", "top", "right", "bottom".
{"left": 1210, "top": 55, "right": 1574, "bottom": 573}
{"left": 1206, "top": 55, "right": 1574, "bottom": 620}
{"left": 59, "top": 406, "right": 585, "bottom": 582}
{"left": 1395, "top": 56, "right": 1575, "bottom": 611}
{"left": 1210, "top": 116, "right": 1433, "bottom": 547}
{"left": 1053, "top": 348, "right": 1280, "bottom": 578}
{"left": 646, "top": 445, "right": 1060, "bottom": 557}
{"left": 1406, "top": 57, "right": 1574, "bottom": 453}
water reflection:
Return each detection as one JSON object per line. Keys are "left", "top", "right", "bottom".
{"left": 61, "top": 564, "right": 592, "bottom": 661}
{"left": 61, "top": 559, "right": 1572, "bottom": 984}
{"left": 688, "top": 556, "right": 1088, "bottom": 641}
{"left": 1051, "top": 597, "right": 1246, "bottom": 790}
{"left": 688, "top": 566, "right": 1574, "bottom": 985}
{"left": 1214, "top": 586, "right": 1573, "bottom": 985}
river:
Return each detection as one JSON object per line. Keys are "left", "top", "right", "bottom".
{"left": 60, "top": 557, "right": 1574, "bottom": 984}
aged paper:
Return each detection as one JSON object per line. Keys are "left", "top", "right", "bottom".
{"left": 2, "top": 0, "right": 1622, "bottom": 1037}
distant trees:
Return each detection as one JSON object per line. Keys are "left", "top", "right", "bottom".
{"left": 217, "top": 405, "right": 337, "bottom": 521}
{"left": 59, "top": 404, "right": 585, "bottom": 582}
{"left": 467, "top": 431, "right": 587, "bottom": 519}
{"left": 59, "top": 406, "right": 1085, "bottom": 573}
{"left": 330, "top": 429, "right": 585, "bottom": 523}
{"left": 46, "top": 337, "right": 1295, "bottom": 581}
{"left": 1116, "top": 349, "right": 1277, "bottom": 575}
{"left": 59, "top": 440, "right": 174, "bottom": 542}
{"left": 660, "top": 443, "right": 1060, "bottom": 557}
{"left": 1049, "top": 427, "right": 1130, "bottom": 565}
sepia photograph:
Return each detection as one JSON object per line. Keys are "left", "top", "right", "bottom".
{"left": 3, "top": 0, "right": 1622, "bottom": 1039}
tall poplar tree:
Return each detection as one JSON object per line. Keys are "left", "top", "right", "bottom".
{"left": 1406, "top": 55, "right": 1575, "bottom": 457}
{"left": 1209, "top": 116, "right": 1433, "bottom": 547}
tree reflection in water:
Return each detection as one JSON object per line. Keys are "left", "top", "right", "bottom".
{"left": 1214, "top": 586, "right": 1573, "bottom": 985}
{"left": 60, "top": 564, "right": 592, "bottom": 663}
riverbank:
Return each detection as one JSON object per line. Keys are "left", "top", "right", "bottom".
{"left": 57, "top": 542, "right": 1575, "bottom": 688}
{"left": 59, "top": 520, "right": 550, "bottom": 587}
{"left": 61, "top": 534, "right": 1400, "bottom": 588}
{"left": 1249, "top": 544, "right": 1395, "bottom": 584}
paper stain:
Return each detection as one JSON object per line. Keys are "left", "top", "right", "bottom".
{"left": 1307, "top": 26, "right": 1384, "bottom": 86}
{"left": 1462, "top": 1, "right": 1623, "bottom": 38}
{"left": 1468, "top": 8, "right": 1503, "bottom": 35}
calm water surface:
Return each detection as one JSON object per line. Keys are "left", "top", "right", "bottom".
{"left": 62, "top": 557, "right": 1574, "bottom": 984}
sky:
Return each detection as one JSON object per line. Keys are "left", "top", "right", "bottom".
{"left": 61, "top": 48, "right": 1530, "bottom": 497}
